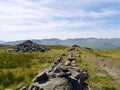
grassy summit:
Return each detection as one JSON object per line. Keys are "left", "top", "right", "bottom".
{"left": 0, "top": 45, "right": 120, "bottom": 90}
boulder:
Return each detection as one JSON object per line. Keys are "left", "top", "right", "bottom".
{"left": 32, "top": 71, "right": 48, "bottom": 84}
{"left": 30, "top": 78, "right": 70, "bottom": 90}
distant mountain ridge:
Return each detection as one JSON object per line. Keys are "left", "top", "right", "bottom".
{"left": 0, "top": 40, "right": 5, "bottom": 44}
{"left": 0, "top": 38, "right": 120, "bottom": 49}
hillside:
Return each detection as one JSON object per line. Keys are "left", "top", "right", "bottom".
{"left": 0, "top": 45, "right": 120, "bottom": 90}
{"left": 1, "top": 38, "right": 120, "bottom": 49}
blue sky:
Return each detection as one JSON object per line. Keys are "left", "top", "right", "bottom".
{"left": 0, "top": 0, "right": 120, "bottom": 41}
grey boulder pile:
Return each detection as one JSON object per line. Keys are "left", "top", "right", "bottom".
{"left": 68, "top": 45, "right": 80, "bottom": 52}
{"left": 13, "top": 40, "right": 48, "bottom": 52}
{"left": 29, "top": 54, "right": 89, "bottom": 90}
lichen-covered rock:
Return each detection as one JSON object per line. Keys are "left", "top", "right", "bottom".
{"left": 30, "top": 78, "right": 70, "bottom": 90}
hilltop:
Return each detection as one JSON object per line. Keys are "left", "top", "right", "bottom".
{"left": 1, "top": 38, "right": 120, "bottom": 49}
{"left": 0, "top": 45, "right": 120, "bottom": 90}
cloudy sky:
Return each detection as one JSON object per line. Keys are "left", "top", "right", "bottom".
{"left": 0, "top": 0, "right": 120, "bottom": 41}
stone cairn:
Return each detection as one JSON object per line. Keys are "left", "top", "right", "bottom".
{"left": 28, "top": 46, "right": 89, "bottom": 90}
{"left": 13, "top": 40, "right": 48, "bottom": 52}
{"left": 68, "top": 45, "right": 80, "bottom": 52}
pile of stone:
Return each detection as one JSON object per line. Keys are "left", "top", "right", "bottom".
{"left": 28, "top": 53, "right": 89, "bottom": 90}
{"left": 13, "top": 40, "right": 48, "bottom": 52}
{"left": 68, "top": 45, "right": 80, "bottom": 52}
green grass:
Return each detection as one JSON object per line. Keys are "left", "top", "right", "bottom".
{"left": 46, "top": 45, "right": 69, "bottom": 50}
{"left": 0, "top": 52, "right": 32, "bottom": 68}
{"left": 0, "top": 45, "right": 67, "bottom": 89}
{"left": 0, "top": 70, "right": 25, "bottom": 87}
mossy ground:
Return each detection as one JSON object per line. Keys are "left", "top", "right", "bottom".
{"left": 0, "top": 45, "right": 120, "bottom": 90}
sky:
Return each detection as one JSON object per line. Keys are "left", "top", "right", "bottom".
{"left": 0, "top": 0, "right": 120, "bottom": 41}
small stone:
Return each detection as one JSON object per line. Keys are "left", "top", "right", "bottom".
{"left": 17, "top": 83, "right": 26, "bottom": 90}
{"left": 53, "top": 66, "right": 62, "bottom": 73}
{"left": 72, "top": 71, "right": 81, "bottom": 80}
{"left": 65, "top": 60, "right": 71, "bottom": 66}
{"left": 68, "top": 57, "right": 76, "bottom": 62}
{"left": 57, "top": 72, "right": 71, "bottom": 78}
{"left": 32, "top": 71, "right": 48, "bottom": 84}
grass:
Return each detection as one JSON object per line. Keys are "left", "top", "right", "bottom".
{"left": 46, "top": 45, "right": 69, "bottom": 50}
{"left": 0, "top": 45, "right": 68, "bottom": 89}
{"left": 0, "top": 52, "right": 32, "bottom": 68}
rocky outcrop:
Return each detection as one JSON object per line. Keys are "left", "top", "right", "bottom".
{"left": 29, "top": 53, "right": 89, "bottom": 90}
{"left": 68, "top": 45, "right": 80, "bottom": 52}
{"left": 13, "top": 40, "right": 49, "bottom": 52}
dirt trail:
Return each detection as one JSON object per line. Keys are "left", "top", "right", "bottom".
{"left": 92, "top": 56, "right": 120, "bottom": 84}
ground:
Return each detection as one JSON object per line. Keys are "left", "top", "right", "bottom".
{"left": 0, "top": 45, "right": 120, "bottom": 90}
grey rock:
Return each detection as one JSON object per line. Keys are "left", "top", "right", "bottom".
{"left": 13, "top": 40, "right": 49, "bottom": 52}
{"left": 68, "top": 47, "right": 75, "bottom": 52}
{"left": 68, "top": 57, "right": 76, "bottom": 62}
{"left": 32, "top": 71, "right": 48, "bottom": 84}
{"left": 65, "top": 60, "right": 71, "bottom": 66}
{"left": 30, "top": 78, "right": 70, "bottom": 90}
{"left": 53, "top": 66, "right": 62, "bottom": 73}
{"left": 56, "top": 72, "right": 71, "bottom": 78}
{"left": 17, "top": 83, "right": 26, "bottom": 90}
{"left": 29, "top": 54, "right": 89, "bottom": 90}
{"left": 72, "top": 45, "right": 80, "bottom": 48}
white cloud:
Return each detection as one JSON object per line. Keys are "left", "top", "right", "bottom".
{"left": 1, "top": 30, "right": 120, "bottom": 41}
{"left": 89, "top": 9, "right": 120, "bottom": 18}
{"left": 0, "top": 21, "right": 90, "bottom": 32}
{"left": 0, "top": 0, "right": 120, "bottom": 40}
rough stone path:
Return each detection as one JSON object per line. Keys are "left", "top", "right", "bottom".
{"left": 29, "top": 45, "right": 88, "bottom": 90}
{"left": 18, "top": 45, "right": 89, "bottom": 90}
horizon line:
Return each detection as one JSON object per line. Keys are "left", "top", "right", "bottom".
{"left": 1, "top": 37, "right": 120, "bottom": 42}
